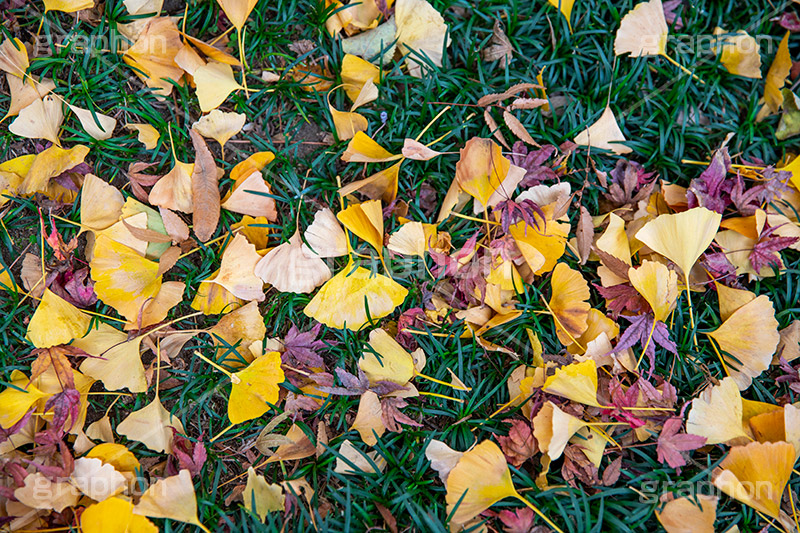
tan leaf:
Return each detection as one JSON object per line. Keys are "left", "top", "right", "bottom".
{"left": 483, "top": 109, "right": 509, "bottom": 149}
{"left": 503, "top": 110, "right": 539, "bottom": 146}
{"left": 158, "top": 207, "right": 190, "bottom": 243}
{"left": 189, "top": 128, "right": 220, "bottom": 242}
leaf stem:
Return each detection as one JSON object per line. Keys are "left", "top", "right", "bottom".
{"left": 512, "top": 493, "right": 565, "bottom": 533}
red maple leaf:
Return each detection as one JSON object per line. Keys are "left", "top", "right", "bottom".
{"left": 656, "top": 417, "right": 706, "bottom": 469}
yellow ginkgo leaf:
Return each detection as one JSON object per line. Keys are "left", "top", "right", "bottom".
{"left": 614, "top": 0, "right": 668, "bottom": 57}
{"left": 43, "top": 0, "right": 94, "bottom": 12}
{"left": 70, "top": 456, "right": 127, "bottom": 501}
{"left": 394, "top": 0, "right": 450, "bottom": 78}
{"left": 0, "top": 37, "right": 29, "bottom": 78}
{"left": 455, "top": 137, "right": 510, "bottom": 208}
{"left": 191, "top": 269, "right": 245, "bottom": 315}
{"left": 548, "top": 263, "right": 590, "bottom": 346}
{"left": 150, "top": 160, "right": 195, "bottom": 213}
{"left": 208, "top": 300, "right": 266, "bottom": 365}
{"left": 243, "top": 467, "right": 285, "bottom": 521}
{"left": 304, "top": 262, "right": 408, "bottom": 329}
{"left": 542, "top": 359, "right": 602, "bottom": 407}
{"left": 573, "top": 106, "right": 631, "bottom": 155}
{"left": 342, "top": 131, "right": 400, "bottom": 163}
{"left": 254, "top": 231, "right": 331, "bottom": 294}
{"left": 758, "top": 31, "right": 792, "bottom": 121}
{"left": 359, "top": 328, "right": 416, "bottom": 385}
{"left": 68, "top": 103, "right": 117, "bottom": 140}
{"left": 228, "top": 351, "right": 285, "bottom": 424}
{"left": 509, "top": 206, "right": 569, "bottom": 275}
{"left": 707, "top": 295, "right": 779, "bottom": 390}
{"left": 628, "top": 260, "right": 678, "bottom": 322}
{"left": 712, "top": 28, "right": 762, "bottom": 79}
{"left": 81, "top": 497, "right": 158, "bottom": 533}
{"left": 686, "top": 377, "right": 749, "bottom": 445}
{"left": 126, "top": 123, "right": 160, "bottom": 150}
{"left": 192, "top": 109, "right": 246, "bottom": 151}
{"left": 9, "top": 96, "right": 63, "bottom": 146}
{"left": 387, "top": 221, "right": 437, "bottom": 257}
{"left": 596, "top": 213, "right": 631, "bottom": 265}
{"left": 303, "top": 207, "right": 349, "bottom": 258}
{"left": 85, "top": 443, "right": 141, "bottom": 474}
{"left": 532, "top": 401, "right": 587, "bottom": 460}
{"left": 0, "top": 370, "right": 48, "bottom": 429}
{"left": 211, "top": 233, "right": 264, "bottom": 302}
{"left": 90, "top": 235, "right": 162, "bottom": 322}
{"left": 547, "top": 0, "right": 576, "bottom": 31}
{"left": 264, "top": 423, "right": 317, "bottom": 463}
{"left": 334, "top": 439, "right": 387, "bottom": 474}
{"left": 0, "top": 263, "right": 14, "bottom": 292}
{"left": 4, "top": 74, "right": 56, "bottom": 119}
{"left": 712, "top": 441, "right": 794, "bottom": 519}
{"left": 117, "top": 395, "right": 185, "bottom": 453}
{"left": 80, "top": 174, "right": 125, "bottom": 232}
{"left": 215, "top": 0, "right": 258, "bottom": 30}
{"left": 329, "top": 104, "right": 369, "bottom": 141}
{"left": 194, "top": 61, "right": 243, "bottom": 112}
{"left": 26, "top": 289, "right": 90, "bottom": 348}
{"left": 339, "top": 160, "right": 402, "bottom": 204}
{"left": 230, "top": 151, "right": 275, "bottom": 183}
{"left": 342, "top": 54, "right": 381, "bottom": 102}
{"left": 337, "top": 199, "right": 384, "bottom": 255}
{"left": 19, "top": 144, "right": 89, "bottom": 197}
{"left": 351, "top": 390, "right": 386, "bottom": 445}
{"left": 122, "top": 17, "right": 184, "bottom": 97}
{"left": 715, "top": 281, "right": 756, "bottom": 322}
{"left": 655, "top": 494, "right": 718, "bottom": 533}
{"left": 134, "top": 470, "right": 210, "bottom": 533}
{"left": 73, "top": 323, "right": 147, "bottom": 393}
{"left": 221, "top": 170, "right": 278, "bottom": 220}
{"left": 401, "top": 138, "right": 441, "bottom": 161}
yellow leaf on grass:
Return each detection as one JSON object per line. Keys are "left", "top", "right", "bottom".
{"left": 4, "top": 74, "right": 56, "bottom": 119}
{"left": 85, "top": 443, "right": 141, "bottom": 473}
{"left": 90, "top": 236, "right": 162, "bottom": 322}
{"left": 394, "top": 0, "right": 450, "bottom": 78}
{"left": 9, "top": 96, "right": 63, "bottom": 146}
{"left": 548, "top": 263, "right": 590, "bottom": 346}
{"left": 221, "top": 170, "right": 278, "bottom": 220}
{"left": 351, "top": 390, "right": 386, "bottom": 445}
{"left": 0, "top": 371, "right": 47, "bottom": 429}
{"left": 208, "top": 301, "right": 266, "bottom": 365}
{"left": 191, "top": 269, "right": 245, "bottom": 315}
{"left": 338, "top": 160, "right": 402, "bottom": 204}
{"left": 635, "top": 207, "right": 722, "bottom": 280}
{"left": 655, "top": 494, "right": 718, "bottom": 533}
{"left": 401, "top": 138, "right": 441, "bottom": 161}
{"left": 194, "top": 61, "right": 243, "bottom": 112}
{"left": 337, "top": 199, "right": 384, "bottom": 255}
{"left": 596, "top": 213, "right": 631, "bottom": 264}
{"left": 123, "top": 17, "right": 184, "bottom": 97}
{"left": 509, "top": 206, "right": 569, "bottom": 275}
{"left": 686, "top": 377, "right": 749, "bottom": 445}
{"left": 73, "top": 323, "right": 147, "bottom": 393}
{"left": 134, "top": 470, "right": 210, "bottom": 532}
{"left": 342, "top": 131, "right": 399, "bottom": 163}
{"left": 303, "top": 207, "right": 349, "bottom": 258}
{"left": 715, "top": 282, "right": 756, "bottom": 323}
{"left": 215, "top": 0, "right": 258, "bottom": 30}
{"left": 532, "top": 401, "right": 587, "bottom": 460}
{"left": 628, "top": 260, "right": 678, "bottom": 322}
{"left": 547, "top": 0, "right": 576, "bottom": 31}
{"left": 192, "top": 109, "right": 246, "bottom": 151}
{"left": 81, "top": 497, "right": 158, "bottom": 533}
{"left": 573, "top": 105, "right": 631, "bottom": 155}
{"left": 230, "top": 151, "right": 275, "bottom": 183}
{"left": 712, "top": 28, "right": 762, "bottom": 79}
{"left": 707, "top": 295, "right": 779, "bottom": 390}
{"left": 43, "top": 0, "right": 94, "bottom": 12}
{"left": 304, "top": 262, "right": 408, "bottom": 329}
{"left": 758, "top": 31, "right": 792, "bottom": 120}
{"left": 27, "top": 289, "right": 90, "bottom": 348}
{"left": 254, "top": 231, "right": 331, "bottom": 294}
{"left": 150, "top": 159, "right": 195, "bottom": 213}
{"left": 712, "top": 441, "right": 794, "bottom": 519}
{"left": 0, "top": 37, "right": 29, "bottom": 78}
{"left": 543, "top": 359, "right": 602, "bottom": 407}
{"left": 80, "top": 174, "right": 125, "bottom": 232}
{"left": 342, "top": 54, "right": 381, "bottom": 102}
{"left": 387, "top": 221, "right": 437, "bottom": 257}
{"left": 358, "top": 328, "right": 415, "bottom": 386}
{"left": 455, "top": 137, "right": 510, "bottom": 208}
{"left": 211, "top": 233, "right": 264, "bottom": 302}
{"left": 243, "top": 467, "right": 284, "bottom": 521}
{"left": 228, "top": 351, "right": 285, "bottom": 424}
{"left": 614, "top": 0, "right": 668, "bottom": 57}
{"left": 68, "top": 103, "right": 117, "bottom": 140}
{"left": 117, "top": 395, "right": 185, "bottom": 453}
{"left": 329, "top": 104, "right": 369, "bottom": 141}
{"left": 126, "top": 123, "right": 160, "bottom": 150}
{"left": 444, "top": 441, "right": 519, "bottom": 525}
{"left": 20, "top": 144, "right": 89, "bottom": 197}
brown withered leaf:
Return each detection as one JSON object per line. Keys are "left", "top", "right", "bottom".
{"left": 484, "top": 109, "right": 510, "bottom": 149}
{"left": 481, "top": 20, "right": 513, "bottom": 67}
{"left": 121, "top": 218, "right": 172, "bottom": 243}
{"left": 157, "top": 246, "right": 182, "bottom": 276}
{"left": 496, "top": 419, "right": 537, "bottom": 467}
{"left": 576, "top": 205, "right": 593, "bottom": 265}
{"left": 127, "top": 161, "right": 161, "bottom": 202}
{"left": 477, "top": 82, "right": 542, "bottom": 107}
{"left": 375, "top": 502, "right": 399, "bottom": 533}
{"left": 509, "top": 98, "right": 549, "bottom": 110}
{"left": 159, "top": 207, "right": 190, "bottom": 243}
{"left": 593, "top": 247, "right": 631, "bottom": 280}
{"left": 561, "top": 444, "right": 600, "bottom": 487}
{"left": 503, "top": 111, "right": 539, "bottom": 147}
{"left": 28, "top": 346, "right": 87, "bottom": 390}
{"left": 602, "top": 456, "right": 622, "bottom": 486}
{"left": 189, "top": 128, "right": 220, "bottom": 242}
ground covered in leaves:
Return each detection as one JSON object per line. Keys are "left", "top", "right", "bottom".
{"left": 2, "top": 0, "right": 800, "bottom": 532}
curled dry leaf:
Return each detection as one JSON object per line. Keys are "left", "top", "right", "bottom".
{"left": 189, "top": 128, "right": 220, "bottom": 242}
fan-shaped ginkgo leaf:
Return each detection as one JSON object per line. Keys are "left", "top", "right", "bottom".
{"left": 455, "top": 137, "right": 510, "bottom": 208}
{"left": 228, "top": 351, "right": 285, "bottom": 424}
{"left": 303, "top": 207, "right": 349, "bottom": 258}
{"left": 215, "top": 0, "right": 258, "bottom": 30}
{"left": 243, "top": 467, "right": 285, "bottom": 521}
{"left": 254, "top": 231, "right": 331, "bottom": 294}
{"left": 68, "top": 104, "right": 117, "bottom": 140}
{"left": 80, "top": 174, "right": 125, "bottom": 232}
{"left": 712, "top": 28, "right": 762, "bottom": 79}
{"left": 573, "top": 106, "right": 631, "bottom": 155}
{"left": 394, "top": 0, "right": 450, "bottom": 78}
{"left": 614, "top": 0, "right": 668, "bottom": 57}
{"left": 194, "top": 61, "right": 243, "bottom": 112}
{"left": 211, "top": 234, "right": 264, "bottom": 302}
{"left": 542, "top": 359, "right": 602, "bottom": 407}
{"left": 548, "top": 263, "right": 590, "bottom": 346}
{"left": 116, "top": 395, "right": 185, "bottom": 453}
{"left": 220, "top": 170, "right": 278, "bottom": 220}
{"left": 532, "top": 401, "right": 588, "bottom": 461}
{"left": 337, "top": 199, "right": 384, "bottom": 255}
{"left": 126, "top": 123, "right": 160, "bottom": 149}
{"left": 9, "top": 96, "right": 63, "bottom": 146}
{"left": 686, "top": 377, "right": 749, "bottom": 445}
{"left": 387, "top": 221, "right": 437, "bottom": 257}
{"left": 134, "top": 470, "right": 210, "bottom": 532}
{"left": 192, "top": 109, "right": 246, "bottom": 151}
{"left": 303, "top": 262, "right": 408, "bottom": 330}
{"left": 81, "top": 497, "right": 158, "bottom": 533}
{"left": 0, "top": 370, "right": 48, "bottom": 429}
{"left": 73, "top": 323, "right": 147, "bottom": 393}
{"left": 149, "top": 160, "right": 194, "bottom": 213}
{"left": 342, "top": 132, "right": 399, "bottom": 163}
{"left": 122, "top": 17, "right": 184, "bottom": 97}
{"left": 358, "top": 328, "right": 416, "bottom": 386}
{"left": 655, "top": 494, "right": 718, "bottom": 533}
{"left": 628, "top": 260, "right": 678, "bottom": 322}
{"left": 27, "top": 289, "right": 90, "bottom": 348}
{"left": 351, "top": 390, "right": 386, "bottom": 445}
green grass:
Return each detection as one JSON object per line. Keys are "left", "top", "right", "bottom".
{"left": 1, "top": 0, "right": 800, "bottom": 531}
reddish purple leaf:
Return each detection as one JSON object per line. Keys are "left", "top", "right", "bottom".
{"left": 656, "top": 417, "right": 706, "bottom": 469}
